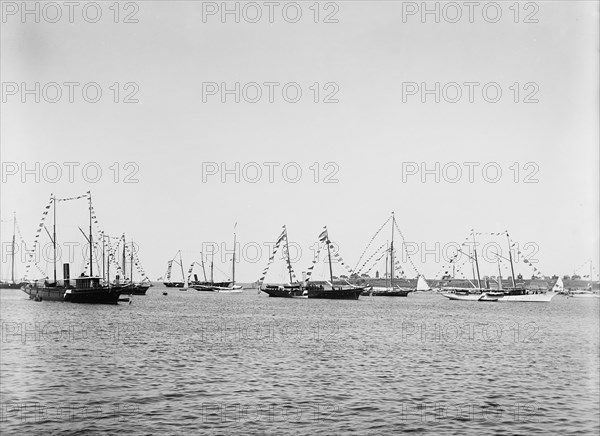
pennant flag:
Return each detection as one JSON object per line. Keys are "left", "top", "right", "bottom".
{"left": 318, "top": 228, "right": 328, "bottom": 241}
{"left": 258, "top": 229, "right": 287, "bottom": 284}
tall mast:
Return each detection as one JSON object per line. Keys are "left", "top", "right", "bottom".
{"left": 102, "top": 233, "right": 105, "bottom": 282}
{"left": 472, "top": 231, "right": 481, "bottom": 289}
{"left": 201, "top": 253, "right": 207, "bottom": 281}
{"left": 211, "top": 251, "right": 214, "bottom": 283}
{"left": 107, "top": 236, "right": 111, "bottom": 285}
{"left": 53, "top": 194, "right": 57, "bottom": 283}
{"left": 122, "top": 234, "right": 126, "bottom": 281}
{"left": 506, "top": 232, "right": 516, "bottom": 288}
{"left": 390, "top": 212, "right": 395, "bottom": 286}
{"left": 11, "top": 212, "right": 16, "bottom": 283}
{"left": 385, "top": 242, "right": 389, "bottom": 287}
{"left": 179, "top": 251, "right": 185, "bottom": 282}
{"left": 325, "top": 228, "right": 335, "bottom": 289}
{"left": 88, "top": 192, "right": 93, "bottom": 277}
{"left": 130, "top": 239, "right": 134, "bottom": 284}
{"left": 284, "top": 226, "right": 293, "bottom": 284}
{"left": 232, "top": 229, "right": 236, "bottom": 285}
{"left": 496, "top": 259, "right": 503, "bottom": 290}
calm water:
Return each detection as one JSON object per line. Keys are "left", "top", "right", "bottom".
{"left": 1, "top": 286, "right": 598, "bottom": 435}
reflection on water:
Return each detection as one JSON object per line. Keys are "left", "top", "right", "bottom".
{"left": 1, "top": 287, "right": 598, "bottom": 434}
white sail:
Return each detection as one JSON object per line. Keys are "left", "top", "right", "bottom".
{"left": 416, "top": 275, "right": 430, "bottom": 291}
{"left": 552, "top": 277, "right": 564, "bottom": 292}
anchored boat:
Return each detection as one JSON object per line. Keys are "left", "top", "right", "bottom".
{"left": 190, "top": 251, "right": 234, "bottom": 291}
{"left": 192, "top": 225, "right": 242, "bottom": 293}
{"left": 304, "top": 227, "right": 367, "bottom": 300}
{"left": 495, "top": 288, "right": 557, "bottom": 302}
{"left": 62, "top": 192, "right": 127, "bottom": 304}
{"left": 568, "top": 289, "right": 600, "bottom": 298}
{"left": 64, "top": 275, "right": 124, "bottom": 304}
{"left": 259, "top": 225, "right": 366, "bottom": 299}
{"left": 566, "top": 262, "right": 599, "bottom": 298}
{"left": 258, "top": 225, "right": 306, "bottom": 298}
{"left": 441, "top": 287, "right": 487, "bottom": 301}
{"left": 354, "top": 212, "right": 427, "bottom": 297}
{"left": 23, "top": 192, "right": 128, "bottom": 304}
{"left": 483, "top": 232, "right": 557, "bottom": 303}
{"left": 441, "top": 231, "right": 487, "bottom": 301}
{"left": 163, "top": 250, "right": 186, "bottom": 287}
{"left": 114, "top": 235, "right": 151, "bottom": 295}
{"left": 126, "top": 244, "right": 152, "bottom": 295}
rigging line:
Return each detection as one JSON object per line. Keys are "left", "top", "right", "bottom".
{"left": 124, "top": 243, "right": 147, "bottom": 279}
{"left": 54, "top": 193, "right": 89, "bottom": 202}
{"left": 352, "top": 215, "right": 392, "bottom": 272}
{"left": 211, "top": 262, "right": 231, "bottom": 280}
{"left": 356, "top": 242, "right": 387, "bottom": 275}
{"left": 363, "top": 248, "right": 389, "bottom": 276}
{"left": 258, "top": 228, "right": 287, "bottom": 283}
{"left": 393, "top": 219, "right": 420, "bottom": 276}
{"left": 23, "top": 195, "right": 53, "bottom": 280}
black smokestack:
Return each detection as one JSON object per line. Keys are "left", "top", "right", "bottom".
{"left": 63, "top": 263, "right": 70, "bottom": 286}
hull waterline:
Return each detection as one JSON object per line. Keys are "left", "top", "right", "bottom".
{"left": 567, "top": 292, "right": 600, "bottom": 299}
{"left": 307, "top": 286, "right": 365, "bottom": 300}
{"left": 368, "top": 286, "right": 411, "bottom": 297}
{"left": 128, "top": 285, "right": 150, "bottom": 295}
{"left": 441, "top": 293, "right": 483, "bottom": 301}
{"left": 496, "top": 292, "right": 557, "bottom": 302}
{"left": 261, "top": 285, "right": 307, "bottom": 298}
{"left": 22, "top": 285, "right": 67, "bottom": 302}
{"left": 64, "top": 287, "right": 125, "bottom": 304}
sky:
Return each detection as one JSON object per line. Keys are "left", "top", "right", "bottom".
{"left": 1, "top": 1, "right": 598, "bottom": 282}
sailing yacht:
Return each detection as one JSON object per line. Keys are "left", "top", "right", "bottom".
{"left": 441, "top": 231, "right": 487, "bottom": 301}
{"left": 191, "top": 251, "right": 233, "bottom": 291}
{"left": 567, "top": 261, "right": 599, "bottom": 298}
{"left": 211, "top": 228, "right": 242, "bottom": 293}
{"left": 355, "top": 213, "right": 429, "bottom": 297}
{"left": 259, "top": 226, "right": 365, "bottom": 299}
{"left": 163, "top": 251, "right": 186, "bottom": 287}
{"left": 486, "top": 232, "right": 557, "bottom": 303}
{"left": 495, "top": 288, "right": 557, "bottom": 302}
{"left": 192, "top": 226, "right": 241, "bottom": 293}
{"left": 441, "top": 286, "right": 488, "bottom": 301}
{"left": 259, "top": 225, "right": 308, "bottom": 298}
{"left": 305, "top": 227, "right": 366, "bottom": 300}
{"left": 367, "top": 213, "right": 412, "bottom": 297}
{"left": 121, "top": 238, "right": 151, "bottom": 295}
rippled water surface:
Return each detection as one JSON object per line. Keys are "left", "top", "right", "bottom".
{"left": 1, "top": 287, "right": 599, "bottom": 435}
